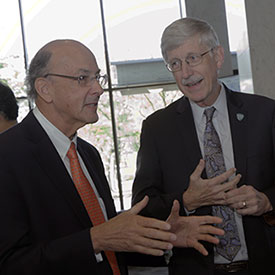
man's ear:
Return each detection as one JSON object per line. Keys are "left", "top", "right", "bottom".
{"left": 34, "top": 77, "right": 53, "bottom": 103}
{"left": 214, "top": 45, "right": 224, "bottom": 70}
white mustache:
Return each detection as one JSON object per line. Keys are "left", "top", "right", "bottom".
{"left": 181, "top": 76, "right": 203, "bottom": 86}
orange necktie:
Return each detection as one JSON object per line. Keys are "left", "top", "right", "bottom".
{"left": 67, "top": 142, "right": 120, "bottom": 275}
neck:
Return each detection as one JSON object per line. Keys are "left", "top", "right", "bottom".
{"left": 36, "top": 102, "right": 81, "bottom": 139}
{"left": 197, "top": 82, "right": 221, "bottom": 107}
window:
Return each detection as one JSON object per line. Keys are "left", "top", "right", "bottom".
{"left": 1, "top": 0, "right": 245, "bottom": 210}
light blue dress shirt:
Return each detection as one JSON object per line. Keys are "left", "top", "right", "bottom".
{"left": 33, "top": 107, "right": 106, "bottom": 262}
{"left": 189, "top": 84, "right": 248, "bottom": 263}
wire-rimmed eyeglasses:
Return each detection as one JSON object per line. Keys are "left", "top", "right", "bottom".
{"left": 166, "top": 48, "right": 214, "bottom": 72}
{"left": 43, "top": 72, "right": 108, "bottom": 87}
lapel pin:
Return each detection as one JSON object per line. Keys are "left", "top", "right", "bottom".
{"left": 236, "top": 113, "right": 245, "bottom": 121}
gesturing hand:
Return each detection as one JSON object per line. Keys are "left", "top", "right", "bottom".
{"left": 183, "top": 159, "right": 241, "bottom": 211}
{"left": 90, "top": 196, "right": 176, "bottom": 256}
{"left": 225, "top": 185, "right": 273, "bottom": 216}
{"left": 166, "top": 200, "right": 224, "bottom": 256}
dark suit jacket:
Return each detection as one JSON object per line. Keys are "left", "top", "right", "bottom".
{"left": 0, "top": 111, "right": 127, "bottom": 275}
{"left": 132, "top": 86, "right": 275, "bottom": 275}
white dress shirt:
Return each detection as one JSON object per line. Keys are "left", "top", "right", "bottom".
{"left": 189, "top": 84, "right": 248, "bottom": 263}
{"left": 33, "top": 107, "right": 106, "bottom": 261}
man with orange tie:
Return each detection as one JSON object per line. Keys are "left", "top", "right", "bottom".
{"left": 0, "top": 39, "right": 224, "bottom": 274}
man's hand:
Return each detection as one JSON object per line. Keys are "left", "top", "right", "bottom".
{"left": 90, "top": 196, "right": 176, "bottom": 256}
{"left": 183, "top": 159, "right": 241, "bottom": 211}
{"left": 225, "top": 185, "right": 273, "bottom": 216}
{"left": 166, "top": 200, "right": 224, "bottom": 256}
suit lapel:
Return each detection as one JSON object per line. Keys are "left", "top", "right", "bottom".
{"left": 175, "top": 97, "right": 204, "bottom": 175}
{"left": 225, "top": 88, "right": 248, "bottom": 185}
{"left": 23, "top": 112, "right": 92, "bottom": 227}
{"left": 175, "top": 97, "right": 211, "bottom": 216}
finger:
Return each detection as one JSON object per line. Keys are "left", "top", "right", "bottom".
{"left": 129, "top": 195, "right": 149, "bottom": 215}
{"left": 190, "top": 159, "right": 205, "bottom": 180}
{"left": 226, "top": 196, "right": 246, "bottom": 208}
{"left": 142, "top": 226, "right": 177, "bottom": 242}
{"left": 198, "top": 215, "right": 223, "bottom": 225}
{"left": 237, "top": 205, "right": 257, "bottom": 216}
{"left": 200, "top": 225, "right": 224, "bottom": 236}
{"left": 198, "top": 233, "right": 221, "bottom": 245}
{"left": 132, "top": 244, "right": 166, "bottom": 256}
{"left": 167, "top": 200, "right": 180, "bottom": 222}
{"left": 133, "top": 235, "right": 174, "bottom": 251}
{"left": 228, "top": 186, "right": 254, "bottom": 205}
{"left": 238, "top": 200, "right": 247, "bottom": 209}
{"left": 139, "top": 216, "right": 172, "bottom": 231}
{"left": 191, "top": 241, "right": 209, "bottom": 256}
{"left": 227, "top": 175, "right": 242, "bottom": 191}
{"left": 223, "top": 175, "right": 241, "bottom": 192}
{"left": 214, "top": 180, "right": 239, "bottom": 203}
{"left": 212, "top": 168, "right": 237, "bottom": 185}
{"left": 171, "top": 200, "right": 180, "bottom": 213}
{"left": 225, "top": 191, "right": 247, "bottom": 206}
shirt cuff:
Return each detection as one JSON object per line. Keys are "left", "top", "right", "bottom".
{"left": 184, "top": 207, "right": 196, "bottom": 216}
{"left": 95, "top": 252, "right": 103, "bottom": 262}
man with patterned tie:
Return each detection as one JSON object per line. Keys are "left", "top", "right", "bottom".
{"left": 0, "top": 39, "right": 225, "bottom": 275}
{"left": 132, "top": 17, "right": 275, "bottom": 275}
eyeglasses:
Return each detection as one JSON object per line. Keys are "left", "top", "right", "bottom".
{"left": 166, "top": 48, "right": 214, "bottom": 72}
{"left": 43, "top": 73, "right": 108, "bottom": 87}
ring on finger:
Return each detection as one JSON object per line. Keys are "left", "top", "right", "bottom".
{"left": 242, "top": 201, "right": 247, "bottom": 208}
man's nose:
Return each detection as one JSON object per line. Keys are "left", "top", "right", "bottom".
{"left": 180, "top": 61, "right": 194, "bottom": 79}
{"left": 91, "top": 79, "right": 104, "bottom": 95}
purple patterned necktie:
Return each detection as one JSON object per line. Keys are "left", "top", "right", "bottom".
{"left": 203, "top": 107, "right": 241, "bottom": 261}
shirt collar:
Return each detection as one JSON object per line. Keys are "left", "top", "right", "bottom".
{"left": 190, "top": 82, "right": 227, "bottom": 124}
{"left": 33, "top": 107, "right": 77, "bottom": 161}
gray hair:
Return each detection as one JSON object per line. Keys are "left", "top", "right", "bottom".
{"left": 161, "top": 17, "right": 220, "bottom": 61}
{"left": 25, "top": 50, "right": 52, "bottom": 101}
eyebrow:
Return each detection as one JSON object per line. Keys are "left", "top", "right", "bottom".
{"left": 168, "top": 51, "right": 202, "bottom": 62}
{"left": 77, "top": 68, "right": 101, "bottom": 75}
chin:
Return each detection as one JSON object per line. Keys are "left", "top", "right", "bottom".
{"left": 186, "top": 92, "right": 206, "bottom": 102}
{"left": 82, "top": 110, "right": 99, "bottom": 123}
